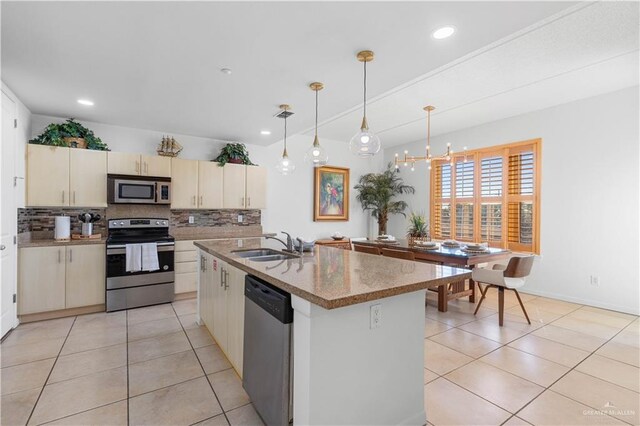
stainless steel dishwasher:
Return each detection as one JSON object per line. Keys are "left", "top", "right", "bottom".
{"left": 243, "top": 275, "right": 293, "bottom": 426}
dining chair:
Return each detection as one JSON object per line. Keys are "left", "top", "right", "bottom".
{"left": 381, "top": 248, "right": 416, "bottom": 261}
{"left": 472, "top": 255, "right": 535, "bottom": 326}
{"left": 350, "top": 237, "right": 368, "bottom": 250}
{"left": 353, "top": 244, "right": 381, "bottom": 255}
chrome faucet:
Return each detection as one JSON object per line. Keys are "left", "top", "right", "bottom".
{"left": 266, "top": 231, "right": 294, "bottom": 252}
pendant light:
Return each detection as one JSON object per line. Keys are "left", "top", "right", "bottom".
{"left": 304, "top": 82, "right": 329, "bottom": 166}
{"left": 394, "top": 105, "right": 465, "bottom": 171}
{"left": 275, "top": 104, "right": 296, "bottom": 175}
{"left": 349, "top": 50, "right": 380, "bottom": 157}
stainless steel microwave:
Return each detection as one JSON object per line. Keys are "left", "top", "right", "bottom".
{"left": 107, "top": 175, "right": 171, "bottom": 204}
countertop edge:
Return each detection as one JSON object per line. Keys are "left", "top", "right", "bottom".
{"left": 194, "top": 240, "right": 472, "bottom": 310}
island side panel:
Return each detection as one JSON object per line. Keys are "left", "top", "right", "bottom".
{"left": 292, "top": 290, "right": 427, "bottom": 426}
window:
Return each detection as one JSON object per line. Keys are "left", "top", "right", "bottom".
{"left": 430, "top": 139, "right": 541, "bottom": 253}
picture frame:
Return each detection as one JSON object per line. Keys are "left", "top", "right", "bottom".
{"left": 314, "top": 166, "right": 350, "bottom": 221}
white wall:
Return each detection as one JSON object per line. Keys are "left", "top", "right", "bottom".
{"left": 261, "top": 134, "right": 384, "bottom": 241}
{"left": 384, "top": 87, "right": 640, "bottom": 315}
{"left": 30, "top": 115, "right": 382, "bottom": 240}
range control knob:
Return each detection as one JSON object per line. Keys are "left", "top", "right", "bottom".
{"left": 112, "top": 221, "right": 118, "bottom": 226}
{"left": 119, "top": 221, "right": 124, "bottom": 225}
{"left": 156, "top": 221, "right": 160, "bottom": 225}
{"left": 162, "top": 221, "right": 167, "bottom": 225}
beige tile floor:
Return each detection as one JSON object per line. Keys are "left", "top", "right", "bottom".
{"left": 1, "top": 290, "right": 639, "bottom": 426}
{"left": 1, "top": 299, "right": 262, "bottom": 426}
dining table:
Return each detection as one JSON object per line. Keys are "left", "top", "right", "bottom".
{"left": 353, "top": 239, "right": 512, "bottom": 312}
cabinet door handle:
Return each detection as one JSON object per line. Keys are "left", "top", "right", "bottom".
{"left": 69, "top": 249, "right": 72, "bottom": 263}
{"left": 224, "top": 270, "right": 230, "bottom": 290}
{"left": 241, "top": 197, "right": 244, "bottom": 207}
{"left": 58, "top": 249, "right": 61, "bottom": 263}
{"left": 220, "top": 267, "right": 225, "bottom": 287}
{"left": 199, "top": 195, "right": 203, "bottom": 206}
{"left": 192, "top": 195, "right": 196, "bottom": 206}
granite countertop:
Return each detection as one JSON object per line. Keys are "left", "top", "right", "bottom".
{"left": 194, "top": 238, "right": 471, "bottom": 310}
{"left": 173, "top": 232, "right": 276, "bottom": 241}
{"left": 18, "top": 234, "right": 106, "bottom": 248}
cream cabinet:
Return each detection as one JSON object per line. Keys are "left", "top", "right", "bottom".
{"left": 65, "top": 245, "right": 105, "bottom": 308}
{"left": 171, "top": 158, "right": 199, "bottom": 208}
{"left": 69, "top": 149, "right": 107, "bottom": 207}
{"left": 245, "top": 166, "right": 267, "bottom": 209}
{"left": 198, "top": 251, "right": 246, "bottom": 377}
{"left": 223, "top": 164, "right": 267, "bottom": 209}
{"left": 18, "top": 246, "right": 66, "bottom": 314}
{"left": 171, "top": 159, "right": 223, "bottom": 209}
{"left": 19, "top": 244, "right": 105, "bottom": 314}
{"left": 108, "top": 152, "right": 171, "bottom": 177}
{"left": 27, "top": 144, "right": 107, "bottom": 207}
{"left": 175, "top": 240, "right": 198, "bottom": 294}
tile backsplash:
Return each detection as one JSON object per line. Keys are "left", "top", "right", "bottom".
{"left": 170, "top": 209, "right": 260, "bottom": 228}
{"left": 18, "top": 208, "right": 107, "bottom": 234}
{"left": 18, "top": 207, "right": 261, "bottom": 234}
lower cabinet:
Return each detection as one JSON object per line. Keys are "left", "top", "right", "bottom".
{"left": 19, "top": 244, "right": 106, "bottom": 315}
{"left": 198, "top": 250, "right": 246, "bottom": 377}
{"left": 175, "top": 240, "right": 198, "bottom": 294}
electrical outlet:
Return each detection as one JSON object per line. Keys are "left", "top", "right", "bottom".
{"left": 238, "top": 214, "right": 243, "bottom": 223}
{"left": 590, "top": 275, "right": 600, "bottom": 287}
{"left": 370, "top": 304, "right": 382, "bottom": 329}
{"left": 188, "top": 215, "right": 195, "bottom": 224}
{"left": 237, "top": 239, "right": 243, "bottom": 248}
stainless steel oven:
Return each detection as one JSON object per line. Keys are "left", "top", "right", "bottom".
{"left": 106, "top": 218, "right": 174, "bottom": 311}
{"left": 108, "top": 175, "right": 171, "bottom": 204}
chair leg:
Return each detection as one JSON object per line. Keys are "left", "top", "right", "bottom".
{"left": 498, "top": 287, "right": 505, "bottom": 326}
{"left": 474, "top": 283, "right": 489, "bottom": 315}
{"left": 513, "top": 289, "right": 531, "bottom": 325}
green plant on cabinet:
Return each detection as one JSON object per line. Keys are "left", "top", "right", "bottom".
{"left": 214, "top": 143, "right": 255, "bottom": 166}
{"left": 29, "top": 118, "right": 109, "bottom": 151}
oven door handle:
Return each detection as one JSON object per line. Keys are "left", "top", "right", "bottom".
{"left": 107, "top": 244, "right": 174, "bottom": 254}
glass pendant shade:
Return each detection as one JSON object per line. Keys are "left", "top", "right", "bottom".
{"left": 275, "top": 150, "right": 295, "bottom": 175}
{"left": 304, "top": 135, "right": 328, "bottom": 166}
{"left": 349, "top": 118, "right": 381, "bottom": 157}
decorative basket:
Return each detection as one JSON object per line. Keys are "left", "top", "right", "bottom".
{"left": 408, "top": 235, "right": 430, "bottom": 246}
{"left": 63, "top": 137, "right": 87, "bottom": 149}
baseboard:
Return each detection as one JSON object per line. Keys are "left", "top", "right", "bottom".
{"left": 519, "top": 289, "right": 639, "bottom": 316}
{"left": 19, "top": 304, "right": 105, "bottom": 323}
{"left": 174, "top": 291, "right": 196, "bottom": 301}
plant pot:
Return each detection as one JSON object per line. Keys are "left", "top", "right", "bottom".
{"left": 228, "top": 158, "right": 244, "bottom": 164}
{"left": 63, "top": 137, "right": 87, "bottom": 149}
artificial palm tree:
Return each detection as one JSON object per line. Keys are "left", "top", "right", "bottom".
{"left": 354, "top": 163, "right": 415, "bottom": 235}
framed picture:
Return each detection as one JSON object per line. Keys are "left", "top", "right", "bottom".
{"left": 314, "top": 166, "right": 349, "bottom": 221}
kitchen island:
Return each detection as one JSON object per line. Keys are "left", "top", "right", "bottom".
{"left": 195, "top": 237, "right": 471, "bottom": 425}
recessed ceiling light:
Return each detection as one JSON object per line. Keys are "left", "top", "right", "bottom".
{"left": 220, "top": 68, "right": 232, "bottom": 75}
{"left": 432, "top": 26, "right": 456, "bottom": 40}
{"left": 77, "top": 99, "right": 94, "bottom": 106}
{"left": 260, "top": 130, "right": 271, "bottom": 135}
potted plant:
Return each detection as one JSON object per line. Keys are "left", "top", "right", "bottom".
{"left": 354, "top": 162, "right": 415, "bottom": 235}
{"left": 29, "top": 118, "right": 109, "bottom": 151}
{"left": 214, "top": 143, "right": 255, "bottom": 166}
{"left": 407, "top": 211, "right": 429, "bottom": 245}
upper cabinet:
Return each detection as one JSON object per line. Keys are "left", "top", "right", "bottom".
{"left": 223, "top": 164, "right": 266, "bottom": 209}
{"left": 222, "top": 163, "right": 246, "bottom": 209}
{"left": 108, "top": 152, "right": 171, "bottom": 177}
{"left": 171, "top": 159, "right": 224, "bottom": 209}
{"left": 27, "top": 144, "right": 106, "bottom": 207}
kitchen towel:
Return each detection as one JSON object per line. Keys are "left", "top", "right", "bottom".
{"left": 141, "top": 243, "right": 160, "bottom": 272}
{"left": 126, "top": 244, "right": 142, "bottom": 273}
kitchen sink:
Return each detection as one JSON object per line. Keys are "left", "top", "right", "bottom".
{"left": 232, "top": 249, "right": 283, "bottom": 258}
{"left": 246, "top": 254, "right": 299, "bottom": 262}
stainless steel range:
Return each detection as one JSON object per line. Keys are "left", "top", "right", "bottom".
{"left": 106, "top": 218, "right": 174, "bottom": 311}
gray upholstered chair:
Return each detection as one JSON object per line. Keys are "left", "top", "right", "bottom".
{"left": 472, "top": 255, "right": 535, "bottom": 326}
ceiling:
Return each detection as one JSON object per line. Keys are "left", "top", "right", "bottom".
{"left": 1, "top": 1, "right": 582, "bottom": 147}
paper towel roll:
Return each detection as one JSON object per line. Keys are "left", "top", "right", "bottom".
{"left": 55, "top": 216, "right": 71, "bottom": 241}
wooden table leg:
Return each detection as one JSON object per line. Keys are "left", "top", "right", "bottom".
{"left": 438, "top": 284, "right": 448, "bottom": 312}
{"left": 468, "top": 265, "right": 476, "bottom": 303}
